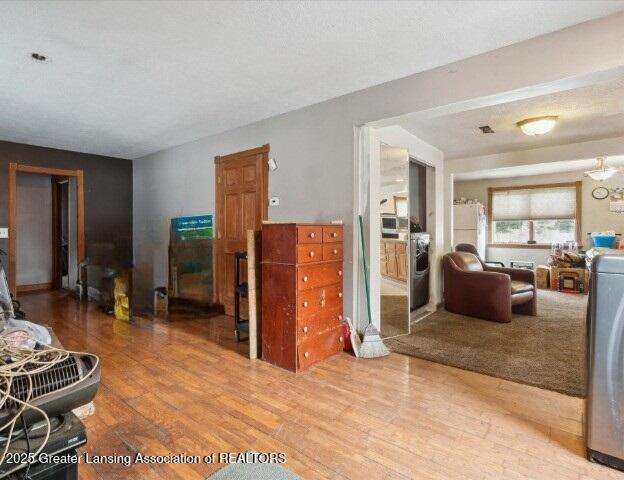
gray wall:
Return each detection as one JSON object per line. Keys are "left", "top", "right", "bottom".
{"left": 133, "top": 105, "right": 354, "bottom": 310}
{"left": 133, "top": 13, "right": 624, "bottom": 316}
{"left": 16, "top": 173, "right": 53, "bottom": 285}
{"left": 0, "top": 141, "right": 133, "bottom": 284}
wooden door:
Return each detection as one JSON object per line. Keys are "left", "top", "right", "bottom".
{"left": 215, "top": 145, "right": 269, "bottom": 316}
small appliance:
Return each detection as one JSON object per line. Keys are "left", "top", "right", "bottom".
{"left": 381, "top": 214, "right": 398, "bottom": 233}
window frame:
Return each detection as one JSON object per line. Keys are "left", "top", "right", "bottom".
{"left": 487, "top": 181, "right": 582, "bottom": 249}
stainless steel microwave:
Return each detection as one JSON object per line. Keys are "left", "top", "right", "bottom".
{"left": 381, "top": 214, "right": 397, "bottom": 231}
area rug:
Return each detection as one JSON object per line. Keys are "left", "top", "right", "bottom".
{"left": 380, "top": 295, "right": 409, "bottom": 338}
{"left": 385, "top": 289, "right": 587, "bottom": 397}
{"left": 208, "top": 459, "right": 300, "bottom": 480}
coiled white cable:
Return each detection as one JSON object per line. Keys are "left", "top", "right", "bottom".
{"left": 0, "top": 333, "right": 99, "bottom": 466}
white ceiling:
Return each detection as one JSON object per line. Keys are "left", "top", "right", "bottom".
{"left": 455, "top": 155, "right": 624, "bottom": 181}
{"left": 381, "top": 145, "right": 409, "bottom": 191}
{"left": 1, "top": 1, "right": 623, "bottom": 159}
{"left": 401, "top": 76, "right": 624, "bottom": 159}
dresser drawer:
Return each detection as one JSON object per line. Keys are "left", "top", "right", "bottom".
{"left": 298, "top": 226, "right": 322, "bottom": 244}
{"left": 297, "top": 244, "right": 322, "bottom": 264}
{"left": 297, "top": 261, "right": 343, "bottom": 291}
{"left": 297, "top": 284, "right": 343, "bottom": 317}
{"left": 322, "top": 244, "right": 343, "bottom": 261}
{"left": 297, "top": 325, "right": 344, "bottom": 370}
{"left": 297, "top": 307, "right": 343, "bottom": 342}
{"left": 323, "top": 226, "right": 343, "bottom": 243}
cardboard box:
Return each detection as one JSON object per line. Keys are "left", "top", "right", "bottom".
{"left": 550, "top": 267, "right": 588, "bottom": 292}
{"left": 535, "top": 265, "right": 550, "bottom": 289}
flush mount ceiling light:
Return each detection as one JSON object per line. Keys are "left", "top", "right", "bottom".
{"left": 516, "top": 116, "right": 558, "bottom": 136}
{"left": 584, "top": 157, "right": 621, "bottom": 181}
{"left": 395, "top": 177, "right": 404, "bottom": 182}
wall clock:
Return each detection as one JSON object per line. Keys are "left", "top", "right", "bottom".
{"left": 592, "top": 187, "right": 610, "bottom": 200}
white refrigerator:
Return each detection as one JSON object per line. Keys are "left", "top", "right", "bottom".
{"left": 453, "top": 203, "right": 487, "bottom": 259}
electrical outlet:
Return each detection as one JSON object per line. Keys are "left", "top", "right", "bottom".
{"left": 269, "top": 196, "right": 280, "bottom": 206}
{"left": 0, "top": 228, "right": 8, "bottom": 239}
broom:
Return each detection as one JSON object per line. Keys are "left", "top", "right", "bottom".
{"left": 358, "top": 215, "right": 389, "bottom": 358}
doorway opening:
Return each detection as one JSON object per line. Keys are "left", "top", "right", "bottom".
{"left": 364, "top": 74, "right": 624, "bottom": 399}
{"left": 8, "top": 163, "right": 85, "bottom": 298}
{"left": 353, "top": 125, "right": 442, "bottom": 341}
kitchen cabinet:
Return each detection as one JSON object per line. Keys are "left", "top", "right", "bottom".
{"left": 381, "top": 240, "right": 407, "bottom": 282}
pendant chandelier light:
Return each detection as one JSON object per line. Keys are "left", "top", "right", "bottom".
{"left": 584, "top": 157, "right": 621, "bottom": 181}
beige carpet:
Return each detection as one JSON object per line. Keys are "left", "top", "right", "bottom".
{"left": 385, "top": 289, "right": 587, "bottom": 397}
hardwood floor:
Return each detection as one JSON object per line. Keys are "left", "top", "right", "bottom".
{"left": 18, "top": 290, "right": 623, "bottom": 480}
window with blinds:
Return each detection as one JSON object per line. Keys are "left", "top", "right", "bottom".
{"left": 489, "top": 183, "right": 580, "bottom": 245}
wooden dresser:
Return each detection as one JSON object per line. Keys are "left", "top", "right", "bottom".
{"left": 261, "top": 223, "right": 345, "bottom": 372}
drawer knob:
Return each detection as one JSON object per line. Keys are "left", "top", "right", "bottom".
{"left": 303, "top": 301, "right": 308, "bottom": 307}
{"left": 332, "top": 232, "right": 338, "bottom": 238}
{"left": 338, "top": 270, "right": 342, "bottom": 276}
{"left": 338, "top": 314, "right": 343, "bottom": 321}
{"left": 309, "top": 232, "right": 316, "bottom": 238}
{"left": 338, "top": 292, "right": 343, "bottom": 298}
{"left": 309, "top": 251, "right": 315, "bottom": 257}
{"left": 304, "top": 351, "right": 310, "bottom": 358}
{"left": 339, "top": 336, "right": 344, "bottom": 343}
{"left": 303, "top": 276, "right": 309, "bottom": 282}
{"left": 333, "top": 249, "right": 338, "bottom": 254}
{"left": 303, "top": 326, "right": 309, "bottom": 333}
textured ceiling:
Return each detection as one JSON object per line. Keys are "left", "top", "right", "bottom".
{"left": 455, "top": 156, "right": 624, "bottom": 180}
{"left": 1, "top": 1, "right": 623, "bottom": 159}
{"left": 381, "top": 145, "right": 409, "bottom": 190}
{"left": 401, "top": 76, "right": 624, "bottom": 159}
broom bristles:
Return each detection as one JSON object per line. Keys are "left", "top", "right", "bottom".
{"left": 358, "top": 324, "right": 390, "bottom": 358}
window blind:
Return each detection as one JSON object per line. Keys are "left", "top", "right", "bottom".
{"left": 492, "top": 186, "right": 576, "bottom": 221}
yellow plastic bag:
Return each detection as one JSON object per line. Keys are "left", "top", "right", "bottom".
{"left": 113, "top": 271, "right": 130, "bottom": 322}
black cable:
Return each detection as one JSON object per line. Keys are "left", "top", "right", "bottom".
{"left": 20, "top": 414, "right": 31, "bottom": 480}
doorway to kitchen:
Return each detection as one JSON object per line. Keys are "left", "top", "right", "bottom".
{"left": 356, "top": 125, "right": 442, "bottom": 340}
{"left": 378, "top": 145, "right": 436, "bottom": 338}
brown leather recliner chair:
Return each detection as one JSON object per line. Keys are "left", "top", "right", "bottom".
{"left": 455, "top": 243, "right": 504, "bottom": 268}
{"left": 443, "top": 251, "right": 537, "bottom": 323}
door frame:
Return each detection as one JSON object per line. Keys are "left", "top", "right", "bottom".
{"left": 213, "top": 144, "right": 269, "bottom": 309}
{"left": 52, "top": 178, "right": 70, "bottom": 290}
{"left": 354, "top": 126, "right": 442, "bottom": 332}
{"left": 8, "top": 163, "right": 85, "bottom": 297}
